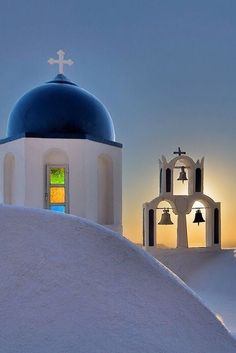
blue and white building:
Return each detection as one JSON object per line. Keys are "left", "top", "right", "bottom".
{"left": 0, "top": 50, "right": 122, "bottom": 233}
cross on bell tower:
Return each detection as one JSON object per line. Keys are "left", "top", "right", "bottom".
{"left": 48, "top": 50, "right": 74, "bottom": 74}
{"left": 173, "top": 147, "right": 186, "bottom": 156}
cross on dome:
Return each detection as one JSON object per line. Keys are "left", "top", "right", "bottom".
{"left": 48, "top": 50, "right": 74, "bottom": 74}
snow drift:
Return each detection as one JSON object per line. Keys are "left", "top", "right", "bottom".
{"left": 0, "top": 205, "right": 235, "bottom": 353}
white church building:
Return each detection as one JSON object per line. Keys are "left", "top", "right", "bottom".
{"left": 0, "top": 50, "right": 122, "bottom": 233}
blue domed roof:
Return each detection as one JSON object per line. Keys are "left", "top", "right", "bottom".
{"left": 7, "top": 74, "right": 115, "bottom": 142}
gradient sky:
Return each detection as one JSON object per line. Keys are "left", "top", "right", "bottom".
{"left": 0, "top": 0, "right": 236, "bottom": 246}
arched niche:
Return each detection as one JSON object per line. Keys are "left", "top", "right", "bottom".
{"left": 97, "top": 154, "right": 114, "bottom": 225}
{"left": 4, "top": 153, "right": 15, "bottom": 204}
{"left": 44, "top": 148, "right": 69, "bottom": 164}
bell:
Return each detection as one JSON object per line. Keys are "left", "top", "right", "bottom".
{"left": 158, "top": 209, "right": 174, "bottom": 225}
{"left": 193, "top": 209, "right": 205, "bottom": 226}
{"left": 177, "top": 166, "right": 188, "bottom": 183}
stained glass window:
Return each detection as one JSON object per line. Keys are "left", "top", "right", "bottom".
{"left": 50, "top": 187, "right": 65, "bottom": 203}
{"left": 50, "top": 168, "right": 65, "bottom": 185}
{"left": 50, "top": 205, "right": 66, "bottom": 212}
{"left": 47, "top": 165, "right": 68, "bottom": 214}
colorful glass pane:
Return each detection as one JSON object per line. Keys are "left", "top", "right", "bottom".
{"left": 50, "top": 205, "right": 65, "bottom": 213}
{"left": 50, "top": 168, "right": 65, "bottom": 185}
{"left": 50, "top": 187, "right": 65, "bottom": 203}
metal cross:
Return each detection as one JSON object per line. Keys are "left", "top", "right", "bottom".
{"left": 173, "top": 147, "right": 186, "bottom": 156}
{"left": 48, "top": 50, "right": 74, "bottom": 74}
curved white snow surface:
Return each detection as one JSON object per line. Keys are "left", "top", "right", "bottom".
{"left": 0, "top": 206, "right": 235, "bottom": 353}
{"left": 150, "top": 247, "right": 236, "bottom": 338}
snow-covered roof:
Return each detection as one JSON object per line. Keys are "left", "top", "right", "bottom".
{"left": 0, "top": 205, "right": 235, "bottom": 353}
{"left": 151, "top": 247, "right": 236, "bottom": 338}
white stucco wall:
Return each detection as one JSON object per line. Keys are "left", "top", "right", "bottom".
{"left": 0, "top": 139, "right": 26, "bottom": 205}
{"left": 0, "top": 137, "right": 122, "bottom": 233}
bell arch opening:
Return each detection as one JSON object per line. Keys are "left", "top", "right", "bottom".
{"left": 156, "top": 200, "right": 177, "bottom": 248}
{"left": 3, "top": 153, "right": 16, "bottom": 204}
{"left": 97, "top": 154, "right": 114, "bottom": 225}
{"left": 173, "top": 160, "right": 189, "bottom": 195}
{"left": 187, "top": 201, "right": 206, "bottom": 247}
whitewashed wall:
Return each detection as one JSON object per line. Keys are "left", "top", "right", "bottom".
{"left": 0, "top": 138, "right": 122, "bottom": 233}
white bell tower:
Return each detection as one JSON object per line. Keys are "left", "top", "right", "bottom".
{"left": 143, "top": 148, "right": 221, "bottom": 248}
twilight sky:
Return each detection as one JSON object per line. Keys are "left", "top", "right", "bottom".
{"left": 0, "top": 0, "right": 236, "bottom": 246}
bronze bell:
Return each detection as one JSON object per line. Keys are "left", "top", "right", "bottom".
{"left": 193, "top": 209, "right": 205, "bottom": 226}
{"left": 158, "top": 209, "right": 174, "bottom": 225}
{"left": 177, "top": 166, "right": 188, "bottom": 183}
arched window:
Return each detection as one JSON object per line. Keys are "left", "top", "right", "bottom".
{"left": 97, "top": 155, "right": 114, "bottom": 224}
{"left": 195, "top": 168, "right": 202, "bottom": 192}
{"left": 166, "top": 168, "right": 171, "bottom": 193}
{"left": 4, "top": 153, "right": 15, "bottom": 204}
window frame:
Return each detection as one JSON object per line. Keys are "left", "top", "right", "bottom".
{"left": 46, "top": 164, "right": 69, "bottom": 213}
